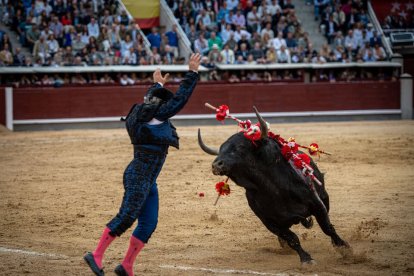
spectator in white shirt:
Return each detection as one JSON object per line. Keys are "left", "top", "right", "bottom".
{"left": 247, "top": 6, "right": 261, "bottom": 32}
{"left": 232, "top": 9, "right": 246, "bottom": 28}
{"left": 234, "top": 25, "right": 251, "bottom": 42}
{"left": 47, "top": 34, "right": 59, "bottom": 56}
{"left": 260, "top": 22, "right": 274, "bottom": 40}
{"left": 194, "top": 33, "right": 210, "bottom": 55}
{"left": 268, "top": 0, "right": 282, "bottom": 15}
{"left": 277, "top": 45, "right": 291, "bottom": 63}
{"left": 122, "top": 47, "right": 138, "bottom": 65}
{"left": 220, "top": 23, "right": 233, "bottom": 45}
{"left": 226, "top": 0, "right": 239, "bottom": 11}
{"left": 272, "top": 31, "right": 286, "bottom": 51}
{"left": 344, "top": 30, "right": 358, "bottom": 51}
{"left": 87, "top": 17, "right": 100, "bottom": 38}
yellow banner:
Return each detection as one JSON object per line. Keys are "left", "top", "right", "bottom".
{"left": 123, "top": 0, "right": 160, "bottom": 19}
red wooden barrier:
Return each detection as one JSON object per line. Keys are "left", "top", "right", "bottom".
{"left": 11, "top": 81, "right": 400, "bottom": 121}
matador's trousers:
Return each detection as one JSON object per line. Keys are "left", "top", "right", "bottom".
{"left": 107, "top": 145, "right": 167, "bottom": 243}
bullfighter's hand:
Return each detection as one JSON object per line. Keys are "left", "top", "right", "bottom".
{"left": 153, "top": 68, "right": 169, "bottom": 86}
{"left": 188, "top": 53, "right": 201, "bottom": 73}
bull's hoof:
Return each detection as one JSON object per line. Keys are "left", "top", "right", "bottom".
{"left": 278, "top": 237, "right": 288, "bottom": 249}
{"left": 336, "top": 245, "right": 354, "bottom": 258}
{"left": 301, "top": 259, "right": 317, "bottom": 266}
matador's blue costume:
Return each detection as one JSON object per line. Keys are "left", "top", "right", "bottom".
{"left": 106, "top": 71, "right": 199, "bottom": 241}
{"left": 84, "top": 70, "right": 199, "bottom": 276}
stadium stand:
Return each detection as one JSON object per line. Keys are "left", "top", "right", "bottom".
{"left": 0, "top": 1, "right": 405, "bottom": 86}
{"left": 165, "top": 0, "right": 391, "bottom": 66}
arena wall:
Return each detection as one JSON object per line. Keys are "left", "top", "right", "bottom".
{"left": 9, "top": 81, "right": 400, "bottom": 121}
{"left": 0, "top": 88, "right": 5, "bottom": 126}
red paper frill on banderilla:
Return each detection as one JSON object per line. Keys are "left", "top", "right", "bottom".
{"left": 215, "top": 105, "right": 229, "bottom": 122}
{"left": 214, "top": 178, "right": 231, "bottom": 205}
{"left": 215, "top": 181, "right": 231, "bottom": 196}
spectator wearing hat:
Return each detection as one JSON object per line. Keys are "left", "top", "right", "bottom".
{"left": 208, "top": 44, "right": 222, "bottom": 64}
{"left": 366, "top": 23, "right": 374, "bottom": 40}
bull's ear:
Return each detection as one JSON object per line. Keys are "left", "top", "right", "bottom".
{"left": 198, "top": 129, "right": 219, "bottom": 155}
{"left": 253, "top": 106, "right": 268, "bottom": 139}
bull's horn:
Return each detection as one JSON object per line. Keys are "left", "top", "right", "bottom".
{"left": 253, "top": 106, "right": 268, "bottom": 139}
{"left": 198, "top": 129, "right": 219, "bottom": 155}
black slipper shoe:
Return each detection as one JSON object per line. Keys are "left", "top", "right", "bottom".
{"left": 83, "top": 252, "right": 105, "bottom": 276}
{"left": 114, "top": 264, "right": 129, "bottom": 276}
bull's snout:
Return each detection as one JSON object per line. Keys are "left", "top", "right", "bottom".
{"left": 212, "top": 159, "right": 227, "bottom": 175}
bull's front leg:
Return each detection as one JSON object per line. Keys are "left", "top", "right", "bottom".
{"left": 313, "top": 208, "right": 351, "bottom": 257}
{"left": 246, "top": 193, "right": 315, "bottom": 264}
{"left": 273, "top": 227, "right": 315, "bottom": 265}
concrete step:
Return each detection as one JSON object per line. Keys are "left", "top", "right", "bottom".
{"left": 0, "top": 22, "right": 32, "bottom": 57}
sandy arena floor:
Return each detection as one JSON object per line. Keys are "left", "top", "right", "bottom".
{"left": 0, "top": 120, "right": 413, "bottom": 276}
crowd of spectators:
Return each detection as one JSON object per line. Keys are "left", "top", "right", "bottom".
{"left": 0, "top": 0, "right": 184, "bottom": 67}
{"left": 163, "top": 0, "right": 389, "bottom": 74}
{"left": 316, "top": 0, "right": 388, "bottom": 63}
{"left": 0, "top": 0, "right": 398, "bottom": 85}
{"left": 382, "top": 5, "right": 414, "bottom": 30}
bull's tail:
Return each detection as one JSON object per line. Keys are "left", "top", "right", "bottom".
{"left": 301, "top": 217, "right": 314, "bottom": 229}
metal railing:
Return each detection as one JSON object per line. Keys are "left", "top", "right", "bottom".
{"left": 160, "top": 0, "right": 193, "bottom": 60}
{"left": 368, "top": 0, "right": 394, "bottom": 56}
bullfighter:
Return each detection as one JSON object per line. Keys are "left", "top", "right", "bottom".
{"left": 84, "top": 53, "right": 201, "bottom": 276}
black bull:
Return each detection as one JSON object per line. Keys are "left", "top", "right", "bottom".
{"left": 198, "top": 107, "right": 351, "bottom": 264}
